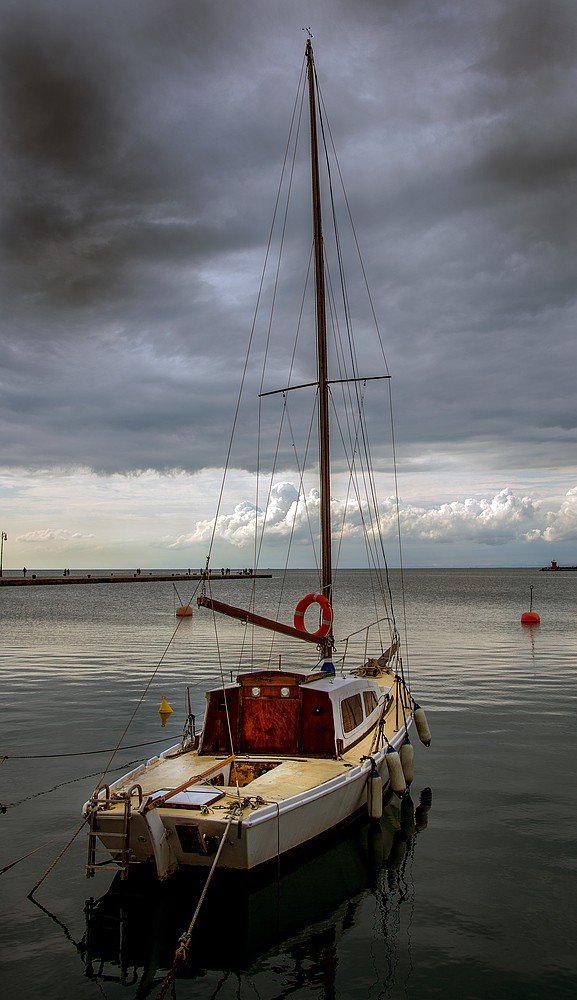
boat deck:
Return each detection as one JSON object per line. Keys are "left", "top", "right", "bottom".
{"left": 109, "top": 673, "right": 408, "bottom": 812}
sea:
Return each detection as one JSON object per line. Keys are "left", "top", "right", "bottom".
{"left": 0, "top": 567, "right": 575, "bottom": 1000}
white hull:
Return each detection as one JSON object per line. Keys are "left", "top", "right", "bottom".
{"left": 85, "top": 716, "right": 411, "bottom": 876}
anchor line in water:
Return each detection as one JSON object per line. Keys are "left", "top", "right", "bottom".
{"left": 1, "top": 739, "right": 177, "bottom": 759}
{"left": 0, "top": 759, "right": 145, "bottom": 813}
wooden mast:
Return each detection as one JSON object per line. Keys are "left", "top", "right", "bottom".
{"left": 306, "top": 39, "right": 333, "bottom": 662}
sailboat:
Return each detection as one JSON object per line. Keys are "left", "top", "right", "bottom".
{"left": 82, "top": 39, "right": 431, "bottom": 879}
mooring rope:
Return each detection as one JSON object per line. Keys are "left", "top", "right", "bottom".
{"left": 0, "top": 759, "right": 144, "bottom": 813}
{"left": 26, "top": 816, "right": 90, "bottom": 897}
{"left": 1, "top": 740, "right": 169, "bottom": 760}
{"left": 156, "top": 816, "right": 234, "bottom": 999}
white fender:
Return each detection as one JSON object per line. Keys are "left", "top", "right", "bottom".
{"left": 385, "top": 749, "right": 406, "bottom": 796}
{"left": 143, "top": 809, "right": 177, "bottom": 879}
{"left": 367, "top": 772, "right": 383, "bottom": 820}
{"left": 414, "top": 705, "right": 431, "bottom": 746}
{"left": 399, "top": 741, "right": 414, "bottom": 784}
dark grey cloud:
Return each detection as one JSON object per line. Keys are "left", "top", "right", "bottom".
{"left": 0, "top": 0, "right": 576, "bottom": 476}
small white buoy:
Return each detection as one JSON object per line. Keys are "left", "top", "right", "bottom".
{"left": 385, "top": 747, "right": 406, "bottom": 796}
{"left": 413, "top": 703, "right": 431, "bottom": 746}
{"left": 367, "top": 769, "right": 383, "bottom": 820}
{"left": 399, "top": 739, "right": 414, "bottom": 784}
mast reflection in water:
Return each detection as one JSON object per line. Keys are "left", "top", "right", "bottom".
{"left": 78, "top": 790, "right": 432, "bottom": 996}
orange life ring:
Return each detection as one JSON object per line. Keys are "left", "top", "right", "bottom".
{"left": 294, "top": 592, "right": 333, "bottom": 638}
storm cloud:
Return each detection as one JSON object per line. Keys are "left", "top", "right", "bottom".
{"left": 1, "top": 1, "right": 576, "bottom": 566}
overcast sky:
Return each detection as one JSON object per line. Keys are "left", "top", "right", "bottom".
{"left": 1, "top": 0, "right": 576, "bottom": 569}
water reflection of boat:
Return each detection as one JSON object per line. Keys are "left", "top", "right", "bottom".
{"left": 79, "top": 791, "right": 432, "bottom": 994}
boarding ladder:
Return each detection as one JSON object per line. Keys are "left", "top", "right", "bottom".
{"left": 86, "top": 786, "right": 132, "bottom": 879}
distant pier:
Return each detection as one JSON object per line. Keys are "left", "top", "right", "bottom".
{"left": 540, "top": 561, "right": 577, "bottom": 571}
{"left": 0, "top": 572, "right": 272, "bottom": 587}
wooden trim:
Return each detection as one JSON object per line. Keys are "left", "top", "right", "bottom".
{"left": 197, "top": 596, "right": 321, "bottom": 645}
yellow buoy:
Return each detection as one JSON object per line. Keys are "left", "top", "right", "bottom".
{"left": 176, "top": 605, "right": 193, "bottom": 617}
{"left": 159, "top": 695, "right": 173, "bottom": 727}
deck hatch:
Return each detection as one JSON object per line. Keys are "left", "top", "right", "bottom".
{"left": 148, "top": 787, "right": 224, "bottom": 809}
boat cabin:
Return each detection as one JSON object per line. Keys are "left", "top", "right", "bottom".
{"left": 198, "top": 669, "right": 391, "bottom": 758}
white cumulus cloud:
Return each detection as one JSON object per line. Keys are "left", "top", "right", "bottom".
{"left": 17, "top": 529, "right": 94, "bottom": 544}
{"left": 158, "top": 483, "right": 577, "bottom": 551}
{"left": 543, "top": 488, "right": 577, "bottom": 542}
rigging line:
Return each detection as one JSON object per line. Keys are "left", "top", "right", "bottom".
{"left": 0, "top": 824, "right": 85, "bottom": 878}
{"left": 27, "top": 816, "right": 89, "bottom": 898}
{"left": 261, "top": 395, "right": 317, "bottom": 668}
{"left": 332, "top": 405, "right": 393, "bottom": 649}
{"left": 340, "top": 615, "right": 392, "bottom": 642}
{"left": 254, "top": 401, "right": 288, "bottom": 572}
{"left": 253, "top": 245, "right": 315, "bottom": 667}
{"left": 317, "top": 141, "right": 397, "bottom": 630}
{"left": 317, "top": 85, "right": 391, "bottom": 375}
{"left": 256, "top": 234, "right": 312, "bottom": 550}
{"left": 326, "top": 283, "right": 395, "bottom": 624}
{"left": 271, "top": 400, "right": 317, "bottom": 667}
{"left": 252, "top": 74, "right": 307, "bottom": 639}
{"left": 95, "top": 615, "right": 188, "bottom": 790}
{"left": 317, "top": 89, "right": 361, "bottom": 387}
{"left": 270, "top": 246, "right": 314, "bottom": 633}
{"left": 329, "top": 389, "right": 394, "bottom": 645}
{"left": 388, "top": 379, "right": 410, "bottom": 686}
{"left": 355, "top": 389, "right": 399, "bottom": 634}
{"left": 327, "top": 376, "right": 384, "bottom": 589}
{"left": 323, "top": 268, "right": 384, "bottom": 592}
{"left": 1, "top": 739, "right": 177, "bottom": 760}
{"left": 331, "top": 318, "right": 398, "bottom": 633}
{"left": 323, "top": 275, "right": 388, "bottom": 612}
{"left": 206, "top": 575, "right": 241, "bottom": 803}
{"left": 258, "top": 72, "right": 307, "bottom": 398}
{"left": 206, "top": 55, "right": 307, "bottom": 566}
{"left": 286, "top": 394, "right": 322, "bottom": 576}
{"left": 248, "top": 397, "right": 289, "bottom": 669}
{"left": 317, "top": 66, "right": 400, "bottom": 634}
{"left": 1, "top": 759, "right": 145, "bottom": 811}
{"left": 274, "top": 395, "right": 318, "bottom": 602}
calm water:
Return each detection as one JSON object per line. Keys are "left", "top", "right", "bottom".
{"left": 1, "top": 568, "right": 576, "bottom": 999}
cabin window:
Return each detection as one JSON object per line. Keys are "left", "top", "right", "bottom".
{"left": 363, "top": 690, "right": 378, "bottom": 715}
{"left": 341, "top": 694, "right": 363, "bottom": 733}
